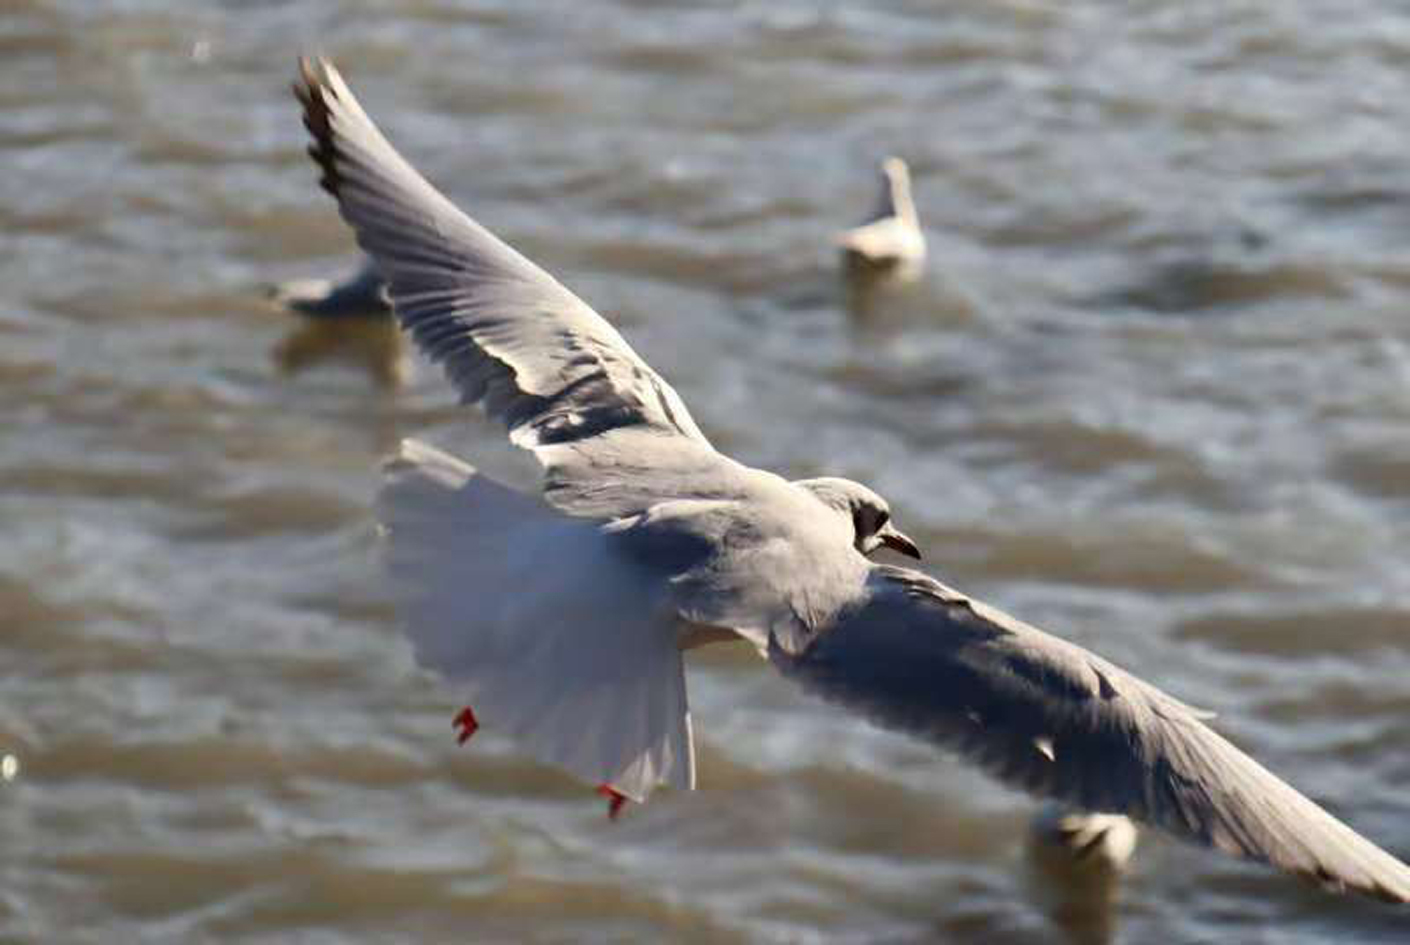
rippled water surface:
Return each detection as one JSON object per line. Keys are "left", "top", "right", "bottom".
{"left": 5, "top": 2, "right": 1410, "bottom": 942}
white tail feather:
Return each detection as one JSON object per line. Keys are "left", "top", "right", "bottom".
{"left": 378, "top": 438, "right": 694, "bottom": 801}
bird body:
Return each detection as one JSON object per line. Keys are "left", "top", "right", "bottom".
{"left": 382, "top": 436, "right": 894, "bottom": 800}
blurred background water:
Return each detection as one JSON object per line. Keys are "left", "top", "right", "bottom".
{"left": 3, "top": 1, "right": 1410, "bottom": 941}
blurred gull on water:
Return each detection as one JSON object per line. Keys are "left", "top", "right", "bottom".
{"left": 262, "top": 257, "right": 408, "bottom": 387}
{"left": 838, "top": 156, "right": 926, "bottom": 279}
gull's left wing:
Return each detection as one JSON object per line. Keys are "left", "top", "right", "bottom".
{"left": 773, "top": 564, "right": 1410, "bottom": 904}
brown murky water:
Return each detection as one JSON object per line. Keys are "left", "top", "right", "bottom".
{"left": 4, "top": 2, "right": 1410, "bottom": 941}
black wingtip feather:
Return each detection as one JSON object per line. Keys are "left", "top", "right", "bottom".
{"left": 294, "top": 56, "right": 342, "bottom": 199}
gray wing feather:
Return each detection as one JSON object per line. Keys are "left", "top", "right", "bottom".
{"left": 295, "top": 59, "right": 714, "bottom": 507}
{"left": 773, "top": 565, "right": 1410, "bottom": 903}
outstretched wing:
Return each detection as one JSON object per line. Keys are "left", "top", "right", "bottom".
{"left": 295, "top": 57, "right": 731, "bottom": 516}
{"left": 773, "top": 564, "right": 1410, "bottom": 903}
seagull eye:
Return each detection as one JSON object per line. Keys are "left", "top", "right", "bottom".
{"left": 876, "top": 509, "right": 890, "bottom": 531}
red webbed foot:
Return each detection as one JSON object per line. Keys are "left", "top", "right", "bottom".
{"left": 596, "top": 784, "right": 628, "bottom": 820}
{"left": 453, "top": 706, "right": 479, "bottom": 745}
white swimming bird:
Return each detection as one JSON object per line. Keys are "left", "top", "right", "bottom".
{"left": 295, "top": 58, "right": 1410, "bottom": 902}
{"left": 1029, "top": 805, "right": 1140, "bottom": 876}
{"left": 837, "top": 156, "right": 926, "bottom": 274}
{"left": 265, "top": 256, "right": 391, "bottom": 319}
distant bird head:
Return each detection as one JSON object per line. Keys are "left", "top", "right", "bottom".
{"left": 795, "top": 477, "right": 921, "bottom": 560}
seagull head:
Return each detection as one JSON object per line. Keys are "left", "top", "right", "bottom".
{"left": 794, "top": 477, "right": 921, "bottom": 561}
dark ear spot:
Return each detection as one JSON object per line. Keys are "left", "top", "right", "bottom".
{"left": 851, "top": 505, "right": 886, "bottom": 541}
{"left": 850, "top": 506, "right": 867, "bottom": 541}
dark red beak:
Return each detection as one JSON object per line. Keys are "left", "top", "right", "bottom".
{"left": 878, "top": 524, "right": 921, "bottom": 560}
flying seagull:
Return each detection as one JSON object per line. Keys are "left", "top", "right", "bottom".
{"left": 837, "top": 156, "right": 926, "bottom": 275}
{"left": 294, "top": 58, "right": 1410, "bottom": 903}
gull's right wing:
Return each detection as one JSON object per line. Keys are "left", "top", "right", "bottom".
{"left": 296, "top": 58, "right": 739, "bottom": 517}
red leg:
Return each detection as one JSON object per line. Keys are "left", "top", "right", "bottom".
{"left": 596, "top": 784, "right": 628, "bottom": 820}
{"left": 453, "top": 706, "right": 479, "bottom": 745}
